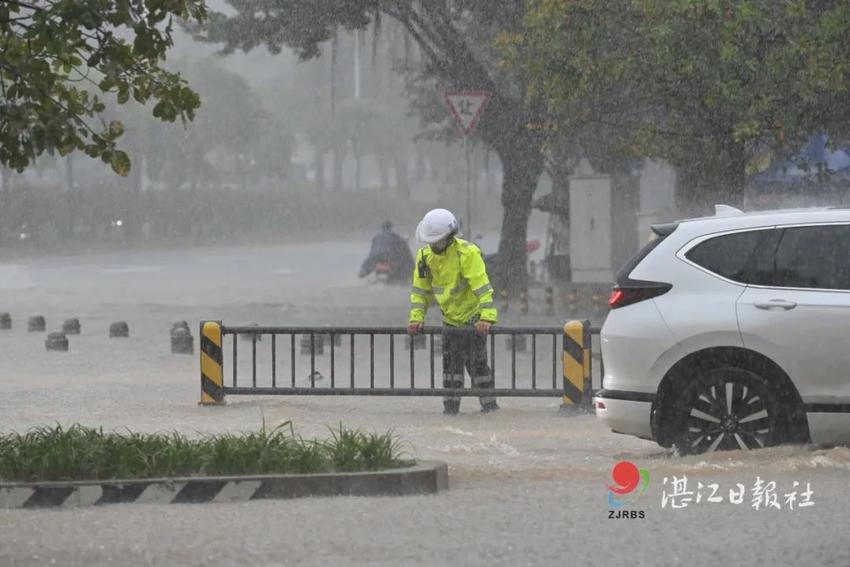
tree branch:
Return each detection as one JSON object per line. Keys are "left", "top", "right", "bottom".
{"left": 0, "top": 60, "right": 106, "bottom": 144}
{"left": 384, "top": 7, "right": 449, "bottom": 77}
{"left": 3, "top": 0, "right": 44, "bottom": 11}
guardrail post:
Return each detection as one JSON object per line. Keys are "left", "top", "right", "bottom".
{"left": 561, "top": 319, "right": 591, "bottom": 412}
{"left": 200, "top": 320, "right": 225, "bottom": 406}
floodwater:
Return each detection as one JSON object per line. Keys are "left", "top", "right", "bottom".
{"left": 1, "top": 240, "right": 849, "bottom": 566}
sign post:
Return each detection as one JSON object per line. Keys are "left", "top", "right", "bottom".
{"left": 445, "top": 92, "right": 491, "bottom": 238}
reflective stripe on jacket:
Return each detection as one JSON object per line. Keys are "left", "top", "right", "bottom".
{"left": 409, "top": 238, "right": 497, "bottom": 326}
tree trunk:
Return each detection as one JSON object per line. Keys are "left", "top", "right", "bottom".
{"left": 65, "top": 155, "right": 74, "bottom": 193}
{"left": 429, "top": 143, "right": 439, "bottom": 180}
{"left": 314, "top": 146, "right": 326, "bottom": 193}
{"left": 353, "top": 136, "right": 362, "bottom": 192}
{"left": 394, "top": 150, "right": 410, "bottom": 201}
{"left": 491, "top": 142, "right": 545, "bottom": 293}
{"left": 414, "top": 142, "right": 426, "bottom": 182}
{"left": 332, "top": 143, "right": 344, "bottom": 192}
{"left": 377, "top": 155, "right": 390, "bottom": 196}
{"left": 124, "top": 154, "right": 143, "bottom": 241}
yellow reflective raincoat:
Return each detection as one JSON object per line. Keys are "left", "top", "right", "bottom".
{"left": 408, "top": 238, "right": 498, "bottom": 326}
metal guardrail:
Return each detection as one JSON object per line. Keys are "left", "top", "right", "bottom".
{"left": 199, "top": 321, "right": 599, "bottom": 408}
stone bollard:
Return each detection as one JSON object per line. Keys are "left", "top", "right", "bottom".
{"left": 62, "top": 318, "right": 81, "bottom": 335}
{"left": 300, "top": 334, "right": 324, "bottom": 355}
{"left": 545, "top": 287, "right": 555, "bottom": 316}
{"left": 505, "top": 334, "right": 528, "bottom": 352}
{"left": 520, "top": 290, "right": 530, "bottom": 316}
{"left": 405, "top": 334, "right": 426, "bottom": 351}
{"left": 0, "top": 312, "right": 10, "bottom": 330}
{"left": 170, "top": 326, "right": 194, "bottom": 355}
{"left": 109, "top": 321, "right": 129, "bottom": 338}
{"left": 45, "top": 331, "right": 69, "bottom": 351}
{"left": 170, "top": 320, "right": 190, "bottom": 334}
{"left": 28, "top": 316, "right": 46, "bottom": 332}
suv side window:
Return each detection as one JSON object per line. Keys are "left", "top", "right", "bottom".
{"left": 772, "top": 225, "right": 850, "bottom": 290}
{"left": 686, "top": 229, "right": 781, "bottom": 283}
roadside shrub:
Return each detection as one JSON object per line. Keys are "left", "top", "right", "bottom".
{"left": 0, "top": 423, "right": 408, "bottom": 482}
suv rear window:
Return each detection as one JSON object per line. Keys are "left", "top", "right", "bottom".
{"left": 686, "top": 229, "right": 781, "bottom": 283}
{"left": 772, "top": 225, "right": 850, "bottom": 290}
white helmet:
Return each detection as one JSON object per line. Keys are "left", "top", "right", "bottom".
{"left": 416, "top": 208, "right": 459, "bottom": 244}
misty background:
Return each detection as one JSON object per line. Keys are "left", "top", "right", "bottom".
{"left": 2, "top": 1, "right": 849, "bottom": 292}
{"left": 0, "top": 12, "right": 524, "bottom": 257}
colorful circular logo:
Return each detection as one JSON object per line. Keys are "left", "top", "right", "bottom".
{"left": 607, "top": 460, "right": 650, "bottom": 508}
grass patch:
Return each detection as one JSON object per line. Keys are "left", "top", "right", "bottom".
{"left": 0, "top": 423, "right": 409, "bottom": 482}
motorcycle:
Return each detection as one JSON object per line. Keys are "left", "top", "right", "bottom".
{"left": 373, "top": 260, "right": 392, "bottom": 282}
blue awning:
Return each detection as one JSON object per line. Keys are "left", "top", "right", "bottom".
{"left": 752, "top": 135, "right": 850, "bottom": 189}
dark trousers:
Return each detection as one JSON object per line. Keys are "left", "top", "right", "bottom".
{"left": 442, "top": 325, "right": 496, "bottom": 411}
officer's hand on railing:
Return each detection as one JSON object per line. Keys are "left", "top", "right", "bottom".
{"left": 475, "top": 320, "right": 492, "bottom": 335}
{"left": 407, "top": 322, "right": 424, "bottom": 335}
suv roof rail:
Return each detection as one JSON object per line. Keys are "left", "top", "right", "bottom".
{"left": 714, "top": 204, "right": 744, "bottom": 216}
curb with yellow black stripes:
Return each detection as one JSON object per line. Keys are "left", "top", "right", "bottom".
{"left": 0, "top": 461, "right": 449, "bottom": 509}
{"left": 561, "top": 319, "right": 593, "bottom": 411}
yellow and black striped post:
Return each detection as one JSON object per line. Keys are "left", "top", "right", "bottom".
{"left": 200, "top": 320, "right": 225, "bottom": 405}
{"left": 591, "top": 292, "right": 602, "bottom": 319}
{"left": 567, "top": 289, "right": 578, "bottom": 317}
{"left": 561, "top": 319, "right": 592, "bottom": 410}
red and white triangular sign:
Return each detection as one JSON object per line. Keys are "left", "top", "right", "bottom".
{"left": 445, "top": 91, "right": 491, "bottom": 136}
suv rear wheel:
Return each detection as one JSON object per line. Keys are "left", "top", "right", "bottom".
{"left": 672, "top": 366, "right": 780, "bottom": 455}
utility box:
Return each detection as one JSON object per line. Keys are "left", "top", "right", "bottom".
{"left": 569, "top": 176, "right": 613, "bottom": 283}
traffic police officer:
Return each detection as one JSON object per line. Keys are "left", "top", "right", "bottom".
{"left": 407, "top": 208, "right": 499, "bottom": 414}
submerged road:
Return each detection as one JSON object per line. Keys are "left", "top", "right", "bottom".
{"left": 0, "top": 241, "right": 848, "bottom": 566}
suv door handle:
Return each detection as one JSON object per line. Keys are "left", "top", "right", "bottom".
{"left": 754, "top": 299, "right": 797, "bottom": 310}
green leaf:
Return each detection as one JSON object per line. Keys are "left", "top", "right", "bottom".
{"left": 107, "top": 120, "right": 125, "bottom": 139}
{"left": 110, "top": 150, "right": 131, "bottom": 177}
{"left": 0, "top": 0, "right": 206, "bottom": 174}
{"left": 57, "top": 143, "right": 76, "bottom": 157}
{"left": 117, "top": 86, "right": 130, "bottom": 105}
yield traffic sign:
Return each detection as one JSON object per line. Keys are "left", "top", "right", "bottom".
{"left": 444, "top": 91, "right": 491, "bottom": 136}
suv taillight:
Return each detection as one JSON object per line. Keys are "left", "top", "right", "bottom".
{"left": 608, "top": 282, "right": 671, "bottom": 309}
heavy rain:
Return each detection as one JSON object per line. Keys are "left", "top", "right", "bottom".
{"left": 2, "top": 1, "right": 850, "bottom": 566}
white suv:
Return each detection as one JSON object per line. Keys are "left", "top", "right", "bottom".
{"left": 594, "top": 206, "right": 850, "bottom": 454}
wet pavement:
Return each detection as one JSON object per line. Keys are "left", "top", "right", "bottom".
{"left": 1, "top": 241, "right": 848, "bottom": 566}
